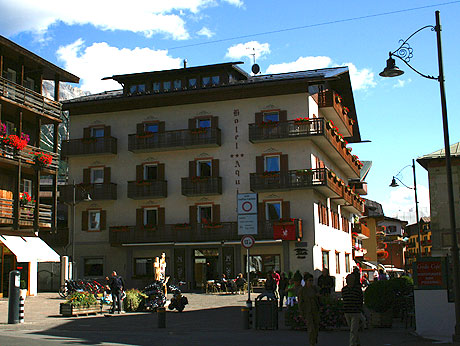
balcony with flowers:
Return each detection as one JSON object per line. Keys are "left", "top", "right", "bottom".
{"left": 317, "top": 89, "right": 354, "bottom": 136}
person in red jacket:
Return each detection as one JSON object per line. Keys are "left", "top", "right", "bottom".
{"left": 272, "top": 270, "right": 281, "bottom": 300}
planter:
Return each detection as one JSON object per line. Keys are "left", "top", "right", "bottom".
{"left": 60, "top": 303, "right": 102, "bottom": 317}
{"left": 370, "top": 309, "right": 393, "bottom": 328}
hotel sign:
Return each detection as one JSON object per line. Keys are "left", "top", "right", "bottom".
{"left": 413, "top": 257, "right": 448, "bottom": 290}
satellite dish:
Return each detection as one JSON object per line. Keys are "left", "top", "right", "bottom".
{"left": 252, "top": 63, "right": 260, "bottom": 74}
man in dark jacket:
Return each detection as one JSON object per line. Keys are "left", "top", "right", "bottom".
{"left": 109, "top": 271, "right": 125, "bottom": 314}
{"left": 317, "top": 268, "right": 335, "bottom": 296}
{"left": 342, "top": 274, "right": 364, "bottom": 346}
{"left": 258, "top": 272, "right": 276, "bottom": 299}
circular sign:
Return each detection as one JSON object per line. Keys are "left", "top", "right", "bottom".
{"left": 241, "top": 235, "right": 255, "bottom": 249}
{"left": 241, "top": 201, "right": 253, "bottom": 213}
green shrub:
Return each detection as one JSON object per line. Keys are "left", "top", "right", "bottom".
{"left": 66, "top": 291, "right": 97, "bottom": 307}
{"left": 123, "top": 289, "right": 148, "bottom": 312}
{"left": 364, "top": 280, "right": 395, "bottom": 313}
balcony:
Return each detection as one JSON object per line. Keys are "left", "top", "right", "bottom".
{"left": 181, "top": 177, "right": 222, "bottom": 197}
{"left": 61, "top": 137, "right": 117, "bottom": 157}
{"left": 0, "top": 197, "right": 53, "bottom": 229}
{"left": 317, "top": 89, "right": 354, "bottom": 136}
{"left": 342, "top": 186, "right": 365, "bottom": 214}
{"left": 0, "top": 145, "right": 59, "bottom": 172}
{"left": 348, "top": 181, "right": 368, "bottom": 195}
{"left": 248, "top": 118, "right": 360, "bottom": 178}
{"left": 127, "top": 180, "right": 167, "bottom": 199}
{"left": 250, "top": 168, "right": 343, "bottom": 198}
{"left": 59, "top": 183, "right": 117, "bottom": 202}
{"left": 421, "top": 239, "right": 432, "bottom": 246}
{"left": 128, "top": 128, "right": 221, "bottom": 153}
{"left": 39, "top": 227, "right": 69, "bottom": 247}
{"left": 109, "top": 219, "right": 302, "bottom": 245}
{"left": 353, "top": 223, "right": 370, "bottom": 238}
{"left": 0, "top": 76, "right": 62, "bottom": 121}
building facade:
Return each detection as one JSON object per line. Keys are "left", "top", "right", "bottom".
{"left": 62, "top": 62, "right": 365, "bottom": 291}
{"left": 0, "top": 35, "right": 79, "bottom": 296}
{"left": 404, "top": 217, "right": 432, "bottom": 270}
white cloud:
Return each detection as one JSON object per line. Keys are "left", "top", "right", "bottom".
{"left": 57, "top": 39, "right": 182, "bottom": 93}
{"left": 197, "top": 27, "right": 215, "bottom": 38}
{"left": 381, "top": 185, "right": 430, "bottom": 224}
{"left": 0, "top": 0, "right": 219, "bottom": 40}
{"left": 225, "top": 41, "right": 270, "bottom": 61}
{"left": 265, "top": 56, "right": 376, "bottom": 91}
{"left": 222, "top": 0, "right": 244, "bottom": 7}
{"left": 393, "top": 78, "right": 412, "bottom": 88}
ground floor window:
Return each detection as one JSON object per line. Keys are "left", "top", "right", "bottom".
{"left": 83, "top": 258, "right": 103, "bottom": 277}
{"left": 322, "top": 250, "right": 329, "bottom": 270}
{"left": 134, "top": 258, "right": 154, "bottom": 277}
{"left": 335, "top": 252, "right": 340, "bottom": 274}
{"left": 345, "top": 253, "right": 351, "bottom": 273}
{"left": 244, "top": 254, "right": 280, "bottom": 280}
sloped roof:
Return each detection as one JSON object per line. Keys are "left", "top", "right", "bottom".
{"left": 417, "top": 141, "right": 460, "bottom": 169}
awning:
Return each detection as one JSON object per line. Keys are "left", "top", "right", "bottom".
{"left": 357, "top": 260, "right": 377, "bottom": 270}
{"left": 0, "top": 235, "right": 60, "bottom": 262}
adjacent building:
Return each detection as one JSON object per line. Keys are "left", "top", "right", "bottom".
{"left": 61, "top": 62, "right": 366, "bottom": 291}
{"left": 404, "top": 217, "right": 432, "bottom": 270}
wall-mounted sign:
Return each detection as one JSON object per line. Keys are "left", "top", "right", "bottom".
{"left": 237, "top": 193, "right": 257, "bottom": 214}
{"left": 413, "top": 257, "right": 448, "bottom": 290}
{"left": 238, "top": 214, "right": 258, "bottom": 235}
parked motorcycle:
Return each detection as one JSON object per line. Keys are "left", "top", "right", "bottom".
{"left": 168, "top": 282, "right": 188, "bottom": 312}
{"left": 142, "top": 281, "right": 166, "bottom": 311}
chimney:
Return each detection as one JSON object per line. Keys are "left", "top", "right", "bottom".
{"left": 183, "top": 59, "right": 187, "bottom": 69}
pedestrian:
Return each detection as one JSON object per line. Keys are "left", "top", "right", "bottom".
{"left": 258, "top": 272, "right": 276, "bottom": 299}
{"left": 298, "top": 273, "right": 320, "bottom": 346}
{"left": 378, "top": 269, "right": 388, "bottom": 281}
{"left": 342, "top": 274, "right": 364, "bottom": 346}
{"left": 361, "top": 273, "right": 370, "bottom": 290}
{"left": 278, "top": 272, "right": 288, "bottom": 310}
{"left": 272, "top": 270, "right": 281, "bottom": 300}
{"left": 317, "top": 268, "right": 335, "bottom": 296}
{"left": 235, "top": 273, "right": 246, "bottom": 294}
{"left": 109, "top": 271, "right": 125, "bottom": 314}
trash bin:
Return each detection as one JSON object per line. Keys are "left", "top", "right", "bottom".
{"left": 255, "top": 295, "right": 278, "bottom": 330}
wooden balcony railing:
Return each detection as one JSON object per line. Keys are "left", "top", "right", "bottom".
{"left": 181, "top": 177, "right": 222, "bottom": 196}
{"left": 127, "top": 180, "right": 167, "bottom": 199}
{"left": 248, "top": 118, "right": 360, "bottom": 177}
{"left": 352, "top": 223, "right": 370, "bottom": 238}
{"left": 61, "top": 137, "right": 117, "bottom": 157}
{"left": 39, "top": 227, "right": 69, "bottom": 247}
{"left": 0, "top": 145, "right": 59, "bottom": 171}
{"left": 342, "top": 186, "right": 365, "bottom": 214}
{"left": 249, "top": 168, "right": 343, "bottom": 198}
{"left": 317, "top": 89, "right": 354, "bottom": 136}
{"left": 109, "top": 219, "right": 302, "bottom": 245}
{"left": 0, "top": 197, "right": 53, "bottom": 229}
{"left": 421, "top": 239, "right": 432, "bottom": 246}
{"left": 0, "top": 76, "right": 62, "bottom": 120}
{"left": 59, "top": 183, "right": 117, "bottom": 202}
{"left": 128, "top": 128, "right": 221, "bottom": 152}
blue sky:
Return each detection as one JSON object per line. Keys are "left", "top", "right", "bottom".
{"left": 3, "top": 0, "right": 460, "bottom": 222}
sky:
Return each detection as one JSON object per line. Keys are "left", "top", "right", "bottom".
{"left": 2, "top": 0, "right": 460, "bottom": 224}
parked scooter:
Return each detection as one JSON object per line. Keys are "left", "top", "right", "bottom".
{"left": 142, "top": 281, "right": 166, "bottom": 311}
{"left": 168, "top": 282, "right": 188, "bottom": 312}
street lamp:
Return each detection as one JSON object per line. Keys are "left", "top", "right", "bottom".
{"left": 389, "top": 159, "right": 421, "bottom": 257}
{"left": 380, "top": 10, "right": 460, "bottom": 340}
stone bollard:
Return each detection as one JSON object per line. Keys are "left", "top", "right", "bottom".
{"left": 157, "top": 307, "right": 166, "bottom": 328}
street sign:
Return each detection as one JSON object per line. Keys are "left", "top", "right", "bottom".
{"left": 241, "top": 235, "right": 255, "bottom": 249}
{"left": 238, "top": 214, "right": 258, "bottom": 235}
{"left": 237, "top": 193, "right": 257, "bottom": 215}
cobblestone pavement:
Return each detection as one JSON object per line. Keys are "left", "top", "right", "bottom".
{"left": 0, "top": 292, "right": 456, "bottom": 345}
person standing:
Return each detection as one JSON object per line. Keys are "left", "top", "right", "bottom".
{"left": 278, "top": 272, "right": 288, "bottom": 310}
{"left": 258, "top": 272, "right": 276, "bottom": 299}
{"left": 109, "top": 271, "right": 125, "bottom": 314}
{"left": 342, "top": 274, "right": 364, "bottom": 346}
{"left": 317, "top": 268, "right": 335, "bottom": 296}
{"left": 272, "top": 270, "right": 281, "bottom": 300}
{"left": 298, "top": 273, "right": 320, "bottom": 346}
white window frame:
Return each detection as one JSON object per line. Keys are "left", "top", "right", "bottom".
{"left": 265, "top": 201, "right": 282, "bottom": 221}
{"left": 144, "top": 164, "right": 158, "bottom": 180}
{"left": 197, "top": 160, "right": 212, "bottom": 177}
{"left": 144, "top": 207, "right": 158, "bottom": 226}
{"left": 197, "top": 205, "right": 213, "bottom": 223}
{"left": 23, "top": 179, "right": 33, "bottom": 196}
{"left": 91, "top": 167, "right": 104, "bottom": 184}
{"left": 264, "top": 155, "right": 280, "bottom": 172}
{"left": 88, "top": 210, "right": 101, "bottom": 230}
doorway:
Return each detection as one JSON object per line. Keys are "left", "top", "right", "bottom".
{"left": 193, "top": 249, "right": 219, "bottom": 289}
{"left": 2, "top": 252, "right": 16, "bottom": 297}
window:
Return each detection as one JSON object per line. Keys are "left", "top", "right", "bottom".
{"left": 84, "top": 258, "right": 103, "bottom": 277}
{"left": 263, "top": 111, "right": 279, "bottom": 122}
{"left": 245, "top": 255, "right": 280, "bottom": 279}
{"left": 345, "top": 254, "right": 350, "bottom": 273}
{"left": 153, "top": 82, "right": 161, "bottom": 92}
{"left": 4, "top": 121, "right": 15, "bottom": 135}
{"left": 173, "top": 79, "right": 182, "bottom": 89}
{"left": 202, "top": 76, "right": 211, "bottom": 87}
{"left": 387, "top": 225, "right": 397, "bottom": 234}
{"left": 198, "top": 205, "right": 212, "bottom": 223}
{"left": 91, "top": 127, "right": 104, "bottom": 138}
{"left": 322, "top": 250, "right": 329, "bottom": 270}
{"left": 91, "top": 168, "right": 104, "bottom": 184}
{"left": 197, "top": 160, "right": 211, "bottom": 177}
{"left": 88, "top": 210, "right": 101, "bottom": 230}
{"left": 211, "top": 76, "right": 220, "bottom": 85}
{"left": 129, "top": 84, "right": 145, "bottom": 94}
{"left": 144, "top": 123, "right": 158, "bottom": 133}
{"left": 144, "top": 208, "right": 158, "bottom": 227}
{"left": 266, "top": 201, "right": 281, "bottom": 221}
{"left": 24, "top": 77, "right": 35, "bottom": 90}
{"left": 6, "top": 68, "right": 17, "bottom": 83}
{"left": 163, "top": 81, "right": 171, "bottom": 91}
{"left": 144, "top": 164, "right": 158, "bottom": 180}
{"left": 134, "top": 258, "right": 154, "bottom": 277}
{"left": 264, "top": 155, "right": 280, "bottom": 172}
{"left": 188, "top": 78, "right": 197, "bottom": 88}
{"left": 335, "top": 252, "right": 340, "bottom": 274}
{"left": 23, "top": 179, "right": 32, "bottom": 196}
{"left": 197, "top": 118, "right": 211, "bottom": 128}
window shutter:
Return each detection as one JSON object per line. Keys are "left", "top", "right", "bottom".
{"left": 100, "top": 210, "right": 106, "bottom": 230}
{"left": 256, "top": 156, "right": 264, "bottom": 174}
{"left": 280, "top": 154, "right": 288, "bottom": 173}
{"left": 212, "top": 204, "right": 220, "bottom": 223}
{"left": 258, "top": 203, "right": 265, "bottom": 222}
{"left": 104, "top": 126, "right": 111, "bottom": 137}
{"left": 136, "top": 165, "right": 143, "bottom": 181}
{"left": 83, "top": 127, "right": 91, "bottom": 139}
{"left": 189, "top": 205, "right": 197, "bottom": 226}
{"left": 189, "top": 161, "right": 197, "bottom": 177}
{"left": 136, "top": 208, "right": 144, "bottom": 227}
{"left": 211, "top": 159, "right": 219, "bottom": 177}
{"left": 104, "top": 167, "right": 111, "bottom": 183}
{"left": 282, "top": 201, "right": 290, "bottom": 219}
{"left": 82, "top": 211, "right": 88, "bottom": 231}
{"left": 83, "top": 168, "right": 90, "bottom": 184}
{"left": 279, "top": 110, "right": 287, "bottom": 122}
{"left": 158, "top": 163, "right": 165, "bottom": 180}
{"left": 188, "top": 118, "right": 196, "bottom": 129}
{"left": 255, "top": 112, "right": 263, "bottom": 125}
{"left": 136, "top": 123, "right": 144, "bottom": 134}
{"left": 211, "top": 116, "right": 218, "bottom": 128}
{"left": 158, "top": 121, "right": 165, "bottom": 133}
{"left": 158, "top": 207, "right": 165, "bottom": 226}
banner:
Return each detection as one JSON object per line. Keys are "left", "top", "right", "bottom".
{"left": 273, "top": 224, "right": 296, "bottom": 240}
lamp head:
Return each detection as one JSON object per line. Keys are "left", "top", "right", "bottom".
{"left": 389, "top": 177, "right": 399, "bottom": 188}
{"left": 379, "top": 54, "right": 404, "bottom": 78}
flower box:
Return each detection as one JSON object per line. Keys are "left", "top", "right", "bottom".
{"left": 34, "top": 152, "right": 53, "bottom": 168}
{"left": 190, "top": 128, "right": 208, "bottom": 135}
{"left": 295, "top": 169, "right": 313, "bottom": 177}
{"left": 112, "top": 226, "right": 130, "bottom": 232}
{"left": 136, "top": 132, "right": 155, "bottom": 139}
{"left": 175, "top": 223, "right": 191, "bottom": 230}
{"left": 257, "top": 121, "right": 279, "bottom": 128}
{"left": 81, "top": 137, "right": 98, "bottom": 143}
{"left": 203, "top": 223, "right": 223, "bottom": 229}
{"left": 60, "top": 303, "right": 102, "bottom": 317}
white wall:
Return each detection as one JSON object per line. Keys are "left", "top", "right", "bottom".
{"left": 29, "top": 261, "right": 38, "bottom": 296}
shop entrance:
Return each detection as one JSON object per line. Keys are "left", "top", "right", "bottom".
{"left": 193, "top": 249, "right": 218, "bottom": 289}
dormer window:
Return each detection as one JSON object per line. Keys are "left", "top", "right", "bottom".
{"left": 173, "top": 80, "right": 182, "bottom": 89}
{"left": 153, "top": 82, "right": 161, "bottom": 92}
{"left": 188, "top": 78, "right": 197, "bottom": 88}
{"left": 163, "top": 81, "right": 171, "bottom": 91}
{"left": 130, "top": 84, "right": 145, "bottom": 94}
{"left": 202, "top": 76, "right": 211, "bottom": 87}
{"left": 211, "top": 76, "right": 220, "bottom": 85}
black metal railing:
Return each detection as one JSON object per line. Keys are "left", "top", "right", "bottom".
{"left": 181, "top": 177, "right": 222, "bottom": 196}
{"left": 59, "top": 183, "right": 117, "bottom": 202}
{"left": 249, "top": 118, "right": 323, "bottom": 143}
{"left": 127, "top": 180, "right": 167, "bottom": 199}
{"left": 61, "top": 137, "right": 117, "bottom": 157}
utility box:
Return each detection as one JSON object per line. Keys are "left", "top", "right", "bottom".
{"left": 255, "top": 296, "right": 278, "bottom": 330}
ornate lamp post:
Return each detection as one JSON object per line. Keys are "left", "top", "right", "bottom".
{"left": 380, "top": 11, "right": 459, "bottom": 340}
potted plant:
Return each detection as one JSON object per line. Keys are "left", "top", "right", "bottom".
{"left": 60, "top": 291, "right": 101, "bottom": 316}
{"left": 34, "top": 152, "right": 53, "bottom": 168}
{"left": 364, "top": 280, "right": 395, "bottom": 327}
{"left": 19, "top": 192, "right": 34, "bottom": 207}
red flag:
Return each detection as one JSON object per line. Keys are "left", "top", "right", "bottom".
{"left": 273, "top": 224, "right": 296, "bottom": 240}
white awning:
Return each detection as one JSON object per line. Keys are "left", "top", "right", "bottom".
{"left": 358, "top": 260, "right": 377, "bottom": 270}
{"left": 0, "top": 235, "right": 60, "bottom": 262}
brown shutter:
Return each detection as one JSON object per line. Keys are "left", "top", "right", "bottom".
{"left": 189, "top": 160, "right": 197, "bottom": 177}
{"left": 189, "top": 205, "right": 197, "bottom": 226}
{"left": 158, "top": 207, "right": 165, "bottom": 226}
{"left": 279, "top": 110, "right": 287, "bottom": 122}
{"left": 82, "top": 210, "right": 88, "bottom": 231}
{"left": 136, "top": 165, "right": 143, "bottom": 181}
{"left": 83, "top": 168, "right": 90, "bottom": 184}
{"left": 256, "top": 156, "right": 264, "bottom": 174}
{"left": 258, "top": 203, "right": 265, "bottom": 222}
{"left": 188, "top": 118, "right": 196, "bottom": 129}
{"left": 100, "top": 210, "right": 107, "bottom": 230}
{"left": 211, "top": 159, "right": 219, "bottom": 177}
{"left": 212, "top": 204, "right": 220, "bottom": 223}
{"left": 255, "top": 112, "right": 263, "bottom": 124}
{"left": 282, "top": 201, "right": 290, "bottom": 219}
{"left": 158, "top": 121, "right": 165, "bottom": 133}
{"left": 158, "top": 163, "right": 165, "bottom": 180}
{"left": 280, "top": 154, "right": 288, "bottom": 173}
{"left": 136, "top": 208, "right": 144, "bottom": 227}
{"left": 104, "top": 126, "right": 111, "bottom": 137}
{"left": 136, "top": 123, "right": 144, "bottom": 134}
{"left": 104, "top": 167, "right": 111, "bottom": 183}
{"left": 83, "top": 127, "right": 91, "bottom": 138}
{"left": 211, "top": 116, "right": 218, "bottom": 128}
